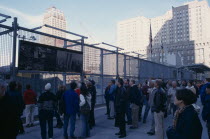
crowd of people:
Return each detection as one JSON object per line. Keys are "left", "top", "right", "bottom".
{"left": 0, "top": 79, "right": 96, "bottom": 139}
{"left": 104, "top": 78, "right": 210, "bottom": 139}
{"left": 1, "top": 77, "right": 210, "bottom": 139}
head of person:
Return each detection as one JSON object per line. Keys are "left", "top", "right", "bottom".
{"left": 108, "top": 81, "right": 112, "bottom": 86}
{"left": 26, "top": 84, "right": 31, "bottom": 90}
{"left": 9, "top": 81, "right": 17, "bottom": 91}
{"left": 117, "top": 78, "right": 124, "bottom": 87}
{"left": 111, "top": 79, "right": 115, "bottom": 85}
{"left": 172, "top": 81, "right": 177, "bottom": 88}
{"left": 0, "top": 80, "right": 7, "bottom": 97}
{"left": 187, "top": 80, "right": 193, "bottom": 87}
{"left": 138, "top": 83, "right": 142, "bottom": 89}
{"left": 182, "top": 80, "right": 187, "bottom": 86}
{"left": 86, "top": 80, "right": 92, "bottom": 88}
{"left": 124, "top": 79, "right": 129, "bottom": 85}
{"left": 168, "top": 80, "right": 172, "bottom": 86}
{"left": 149, "top": 80, "right": 155, "bottom": 88}
{"left": 70, "top": 81, "right": 77, "bottom": 90}
{"left": 174, "top": 89, "right": 197, "bottom": 108}
{"left": 58, "top": 85, "right": 65, "bottom": 91}
{"left": 154, "top": 79, "right": 162, "bottom": 89}
{"left": 205, "top": 78, "right": 210, "bottom": 83}
{"left": 45, "top": 83, "right": 51, "bottom": 91}
{"left": 206, "top": 84, "right": 210, "bottom": 95}
{"left": 130, "top": 80, "right": 135, "bottom": 86}
{"left": 80, "top": 82, "right": 88, "bottom": 96}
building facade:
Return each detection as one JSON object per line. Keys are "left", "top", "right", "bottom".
{"left": 117, "top": 0, "right": 210, "bottom": 67}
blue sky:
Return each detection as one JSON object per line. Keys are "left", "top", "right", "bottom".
{"left": 0, "top": 0, "right": 209, "bottom": 44}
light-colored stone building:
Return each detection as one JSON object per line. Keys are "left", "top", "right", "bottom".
{"left": 117, "top": 0, "right": 210, "bottom": 67}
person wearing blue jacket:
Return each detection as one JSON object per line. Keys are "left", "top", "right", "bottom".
{"left": 63, "top": 81, "right": 79, "bottom": 139}
{"left": 108, "top": 79, "right": 117, "bottom": 119}
{"left": 200, "top": 78, "right": 210, "bottom": 105}
{"left": 202, "top": 84, "right": 210, "bottom": 138}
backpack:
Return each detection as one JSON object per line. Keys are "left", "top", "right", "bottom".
{"left": 80, "top": 96, "right": 91, "bottom": 115}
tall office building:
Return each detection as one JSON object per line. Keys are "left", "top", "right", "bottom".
{"left": 117, "top": 0, "right": 210, "bottom": 67}
{"left": 42, "top": 7, "right": 67, "bottom": 47}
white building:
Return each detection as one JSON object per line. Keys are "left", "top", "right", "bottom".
{"left": 42, "top": 7, "right": 67, "bottom": 47}
{"left": 117, "top": 0, "right": 210, "bottom": 67}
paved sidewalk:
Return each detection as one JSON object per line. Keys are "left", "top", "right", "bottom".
{"left": 17, "top": 106, "right": 208, "bottom": 139}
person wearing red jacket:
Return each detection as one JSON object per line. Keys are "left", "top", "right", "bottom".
{"left": 23, "top": 84, "right": 37, "bottom": 127}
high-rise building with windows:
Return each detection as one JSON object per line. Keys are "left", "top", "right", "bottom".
{"left": 117, "top": 0, "right": 210, "bottom": 67}
{"left": 42, "top": 7, "right": 67, "bottom": 47}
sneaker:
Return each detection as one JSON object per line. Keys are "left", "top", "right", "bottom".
{"left": 147, "top": 131, "right": 155, "bottom": 135}
{"left": 130, "top": 126, "right": 138, "bottom": 129}
{"left": 115, "top": 132, "right": 121, "bottom": 135}
{"left": 26, "top": 124, "right": 30, "bottom": 128}
{"left": 119, "top": 134, "right": 126, "bottom": 138}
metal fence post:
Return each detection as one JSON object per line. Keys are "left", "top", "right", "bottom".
{"left": 100, "top": 49, "right": 104, "bottom": 103}
{"left": 81, "top": 37, "right": 84, "bottom": 82}
{"left": 116, "top": 48, "right": 119, "bottom": 79}
{"left": 12, "top": 17, "right": 18, "bottom": 79}
{"left": 63, "top": 40, "right": 67, "bottom": 85}
{"left": 124, "top": 55, "right": 126, "bottom": 79}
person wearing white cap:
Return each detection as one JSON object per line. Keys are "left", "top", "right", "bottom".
{"left": 37, "top": 83, "right": 56, "bottom": 139}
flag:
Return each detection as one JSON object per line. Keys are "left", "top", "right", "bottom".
{"left": 149, "top": 21, "right": 153, "bottom": 55}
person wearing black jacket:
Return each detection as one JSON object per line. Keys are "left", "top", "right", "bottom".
{"left": 0, "top": 81, "right": 23, "bottom": 139}
{"left": 104, "top": 82, "right": 111, "bottom": 117}
{"left": 129, "top": 80, "right": 141, "bottom": 129}
{"left": 54, "top": 85, "right": 65, "bottom": 128}
{"left": 87, "top": 80, "right": 97, "bottom": 129}
{"left": 151, "top": 79, "right": 167, "bottom": 139}
{"left": 115, "top": 78, "right": 127, "bottom": 138}
{"left": 167, "top": 89, "right": 202, "bottom": 139}
{"left": 38, "top": 83, "right": 56, "bottom": 139}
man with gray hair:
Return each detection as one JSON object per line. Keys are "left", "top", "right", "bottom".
{"left": 167, "top": 81, "right": 178, "bottom": 115}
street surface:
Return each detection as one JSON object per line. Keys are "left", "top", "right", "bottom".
{"left": 17, "top": 105, "right": 208, "bottom": 139}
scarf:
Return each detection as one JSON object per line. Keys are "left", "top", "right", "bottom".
{"left": 173, "top": 105, "right": 190, "bottom": 129}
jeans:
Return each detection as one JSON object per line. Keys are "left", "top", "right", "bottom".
{"left": 105, "top": 99, "right": 110, "bottom": 116}
{"left": 54, "top": 110, "right": 63, "bottom": 126}
{"left": 25, "top": 104, "right": 35, "bottom": 125}
{"left": 89, "top": 104, "right": 95, "bottom": 127}
{"left": 149, "top": 112, "right": 155, "bottom": 133}
{"left": 131, "top": 104, "right": 139, "bottom": 128}
{"left": 63, "top": 114, "right": 76, "bottom": 137}
{"left": 126, "top": 102, "right": 132, "bottom": 123}
{"left": 169, "top": 103, "right": 177, "bottom": 116}
{"left": 81, "top": 114, "right": 90, "bottom": 138}
{"left": 109, "top": 101, "right": 115, "bottom": 118}
{"left": 154, "top": 112, "right": 164, "bottom": 139}
{"left": 143, "top": 99, "right": 150, "bottom": 122}
{"left": 39, "top": 111, "right": 54, "bottom": 139}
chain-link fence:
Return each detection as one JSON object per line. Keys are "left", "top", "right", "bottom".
{"left": 0, "top": 17, "right": 194, "bottom": 105}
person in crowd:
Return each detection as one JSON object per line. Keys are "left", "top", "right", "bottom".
{"left": 167, "top": 81, "right": 178, "bottom": 115}
{"left": 166, "top": 80, "right": 172, "bottom": 91}
{"left": 54, "top": 85, "right": 65, "bottom": 128}
{"left": 180, "top": 80, "right": 187, "bottom": 88}
{"left": 23, "top": 84, "right": 37, "bottom": 127}
{"left": 108, "top": 79, "right": 117, "bottom": 119}
{"left": 147, "top": 80, "right": 157, "bottom": 136}
{"left": 129, "top": 80, "right": 142, "bottom": 129}
{"left": 75, "top": 81, "right": 81, "bottom": 96}
{"left": 115, "top": 78, "right": 127, "bottom": 138}
{"left": 0, "top": 80, "right": 23, "bottom": 139}
{"left": 138, "top": 83, "right": 143, "bottom": 121}
{"left": 63, "top": 81, "right": 79, "bottom": 139}
{"left": 202, "top": 84, "right": 210, "bottom": 138}
{"left": 16, "top": 82, "right": 25, "bottom": 134}
{"left": 193, "top": 81, "right": 199, "bottom": 98}
{"left": 200, "top": 78, "right": 210, "bottom": 105}
{"left": 38, "top": 83, "right": 56, "bottom": 139}
{"left": 151, "top": 79, "right": 167, "bottom": 139}
{"left": 167, "top": 89, "right": 203, "bottom": 139}
{"left": 79, "top": 82, "right": 91, "bottom": 138}
{"left": 124, "top": 79, "right": 132, "bottom": 125}
{"left": 186, "top": 80, "right": 196, "bottom": 95}
{"left": 87, "top": 80, "right": 97, "bottom": 129}
{"left": 142, "top": 80, "right": 150, "bottom": 123}
{"left": 104, "top": 82, "right": 111, "bottom": 117}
